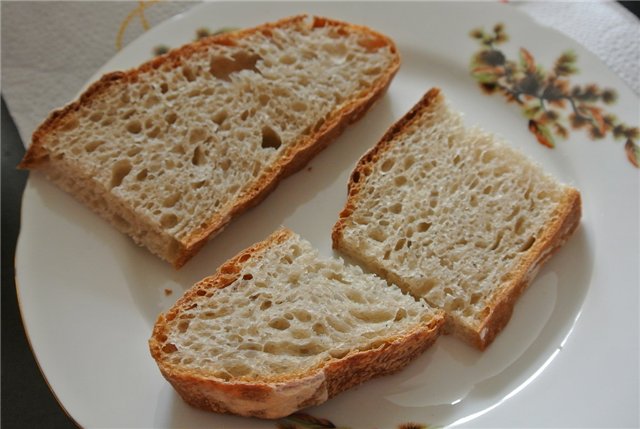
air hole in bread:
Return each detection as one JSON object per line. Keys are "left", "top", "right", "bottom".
{"left": 110, "top": 160, "right": 132, "bottom": 188}
{"left": 211, "top": 110, "right": 228, "bottom": 125}
{"left": 404, "top": 156, "right": 415, "bottom": 169}
{"left": 351, "top": 309, "right": 394, "bottom": 323}
{"left": 261, "top": 126, "right": 282, "bottom": 150}
{"left": 260, "top": 300, "right": 272, "bottom": 310}
{"left": 489, "top": 231, "right": 504, "bottom": 251}
{"left": 268, "top": 318, "right": 290, "bottom": 330}
{"left": 257, "top": 94, "right": 270, "bottom": 106}
{"left": 127, "top": 146, "right": 142, "bottom": 157}
{"left": 121, "top": 109, "right": 136, "bottom": 120}
{"left": 162, "top": 343, "right": 178, "bottom": 353}
{"left": 394, "top": 176, "right": 407, "bottom": 186}
{"left": 177, "top": 320, "right": 190, "bottom": 333}
{"left": 394, "top": 238, "right": 406, "bottom": 251}
{"left": 381, "top": 158, "right": 395, "bottom": 172}
{"left": 291, "top": 329, "right": 311, "bottom": 340}
{"left": 161, "top": 213, "right": 178, "bottom": 229}
{"left": 417, "top": 222, "right": 431, "bottom": 233}
{"left": 390, "top": 203, "right": 402, "bottom": 214}
{"left": 124, "top": 120, "right": 141, "bottom": 134}
{"left": 481, "top": 150, "right": 496, "bottom": 164}
{"left": 85, "top": 140, "right": 106, "bottom": 153}
{"left": 330, "top": 349, "right": 349, "bottom": 359}
{"left": 89, "top": 112, "right": 103, "bottom": 122}
{"left": 191, "top": 180, "right": 207, "bottom": 189}
{"left": 209, "top": 51, "right": 262, "bottom": 81}
{"left": 394, "top": 308, "right": 407, "bottom": 321}
{"left": 182, "top": 66, "right": 197, "bottom": 82}
{"left": 514, "top": 216, "right": 526, "bottom": 235}
{"left": 147, "top": 126, "right": 161, "bottom": 138}
{"left": 189, "top": 128, "right": 208, "bottom": 144}
{"left": 291, "top": 101, "right": 307, "bottom": 112}
{"left": 327, "top": 317, "right": 350, "bottom": 333}
{"left": 191, "top": 146, "right": 207, "bottom": 166}
{"left": 292, "top": 310, "right": 312, "bottom": 322}
{"left": 345, "top": 290, "right": 366, "bottom": 304}
{"left": 470, "top": 292, "right": 482, "bottom": 305}
{"left": 163, "top": 193, "right": 181, "bottom": 208}
{"left": 367, "top": 228, "right": 386, "bottom": 242}
{"left": 279, "top": 54, "right": 296, "bottom": 65}
{"left": 312, "top": 323, "right": 326, "bottom": 335}
{"left": 145, "top": 95, "right": 160, "bottom": 108}
{"left": 165, "top": 112, "right": 178, "bottom": 124}
{"left": 519, "top": 236, "right": 536, "bottom": 252}
{"left": 61, "top": 117, "right": 79, "bottom": 132}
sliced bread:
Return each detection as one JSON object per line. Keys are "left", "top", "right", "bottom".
{"left": 20, "top": 15, "right": 400, "bottom": 267}
{"left": 332, "top": 88, "right": 581, "bottom": 350}
{"left": 149, "top": 228, "right": 444, "bottom": 418}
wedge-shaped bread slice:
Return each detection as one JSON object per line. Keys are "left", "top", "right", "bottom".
{"left": 332, "top": 88, "right": 581, "bottom": 350}
{"left": 19, "top": 15, "right": 400, "bottom": 267}
{"left": 149, "top": 228, "right": 443, "bottom": 418}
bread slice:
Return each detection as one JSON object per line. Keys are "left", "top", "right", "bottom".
{"left": 149, "top": 228, "right": 444, "bottom": 419}
{"left": 332, "top": 88, "right": 581, "bottom": 350}
{"left": 19, "top": 15, "right": 400, "bottom": 268}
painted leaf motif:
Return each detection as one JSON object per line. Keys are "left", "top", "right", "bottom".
{"left": 519, "top": 48, "right": 536, "bottom": 73}
{"left": 471, "top": 66, "right": 500, "bottom": 83}
{"left": 470, "top": 23, "right": 639, "bottom": 167}
{"left": 625, "top": 139, "right": 640, "bottom": 168}
{"left": 528, "top": 120, "right": 555, "bottom": 148}
{"left": 588, "top": 107, "right": 607, "bottom": 135}
{"left": 280, "top": 413, "right": 338, "bottom": 428}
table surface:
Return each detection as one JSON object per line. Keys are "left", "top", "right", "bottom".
{"left": 2, "top": 3, "right": 639, "bottom": 428}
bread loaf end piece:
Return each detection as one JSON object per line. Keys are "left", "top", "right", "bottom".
{"left": 149, "top": 228, "right": 443, "bottom": 418}
{"left": 21, "top": 15, "right": 400, "bottom": 267}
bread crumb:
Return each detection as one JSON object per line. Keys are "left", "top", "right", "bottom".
{"left": 164, "top": 288, "right": 173, "bottom": 296}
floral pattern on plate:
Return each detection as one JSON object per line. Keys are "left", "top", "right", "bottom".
{"left": 469, "top": 23, "right": 639, "bottom": 167}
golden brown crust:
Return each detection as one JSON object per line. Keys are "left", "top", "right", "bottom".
{"left": 332, "top": 87, "right": 582, "bottom": 350}
{"left": 332, "top": 88, "right": 442, "bottom": 243}
{"left": 472, "top": 188, "right": 581, "bottom": 349}
{"left": 20, "top": 15, "right": 400, "bottom": 268}
{"left": 149, "top": 228, "right": 444, "bottom": 418}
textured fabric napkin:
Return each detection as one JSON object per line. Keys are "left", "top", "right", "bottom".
{"left": 2, "top": 1, "right": 638, "bottom": 148}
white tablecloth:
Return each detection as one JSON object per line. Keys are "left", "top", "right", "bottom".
{"left": 2, "top": 1, "right": 638, "bottom": 147}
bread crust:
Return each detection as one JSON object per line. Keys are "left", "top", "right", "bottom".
{"left": 332, "top": 88, "right": 582, "bottom": 350}
{"left": 20, "top": 15, "right": 400, "bottom": 268}
{"left": 149, "top": 228, "right": 444, "bottom": 418}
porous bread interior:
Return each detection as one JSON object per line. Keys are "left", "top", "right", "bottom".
{"left": 338, "top": 98, "right": 568, "bottom": 332}
{"left": 39, "top": 17, "right": 395, "bottom": 255}
{"left": 159, "top": 232, "right": 436, "bottom": 382}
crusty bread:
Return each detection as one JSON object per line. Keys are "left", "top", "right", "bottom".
{"left": 332, "top": 88, "right": 581, "bottom": 350}
{"left": 149, "top": 228, "right": 444, "bottom": 419}
{"left": 19, "top": 15, "right": 400, "bottom": 268}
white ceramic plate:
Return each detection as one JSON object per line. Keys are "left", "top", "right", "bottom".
{"left": 16, "top": 2, "right": 639, "bottom": 428}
